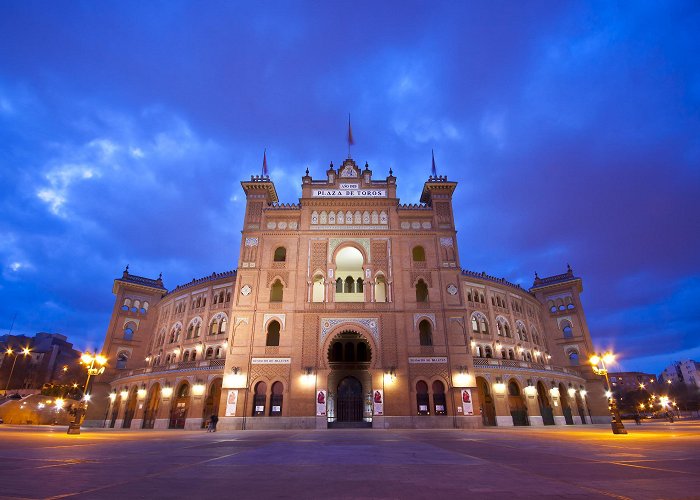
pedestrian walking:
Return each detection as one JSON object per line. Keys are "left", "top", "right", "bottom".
{"left": 208, "top": 414, "right": 219, "bottom": 432}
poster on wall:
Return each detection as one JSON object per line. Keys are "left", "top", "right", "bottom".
{"left": 461, "top": 389, "right": 474, "bottom": 415}
{"left": 316, "top": 390, "right": 327, "bottom": 416}
{"left": 225, "top": 389, "right": 238, "bottom": 417}
{"left": 373, "top": 389, "right": 384, "bottom": 416}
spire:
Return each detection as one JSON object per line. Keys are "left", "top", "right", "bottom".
{"left": 262, "top": 149, "right": 269, "bottom": 178}
{"left": 347, "top": 114, "right": 354, "bottom": 158}
{"left": 431, "top": 149, "right": 437, "bottom": 177}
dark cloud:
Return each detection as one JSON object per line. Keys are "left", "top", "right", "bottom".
{"left": 0, "top": 1, "right": 698, "bottom": 374}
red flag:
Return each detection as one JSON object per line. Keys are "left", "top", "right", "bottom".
{"left": 262, "top": 149, "right": 268, "bottom": 177}
{"left": 348, "top": 115, "right": 355, "bottom": 146}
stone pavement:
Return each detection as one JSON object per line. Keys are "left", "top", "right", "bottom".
{"left": 0, "top": 421, "right": 698, "bottom": 499}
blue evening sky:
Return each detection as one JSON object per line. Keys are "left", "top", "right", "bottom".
{"left": 0, "top": 1, "right": 698, "bottom": 375}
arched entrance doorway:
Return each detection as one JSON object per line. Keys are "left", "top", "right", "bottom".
{"left": 536, "top": 382, "right": 555, "bottom": 425}
{"left": 202, "top": 379, "right": 222, "bottom": 427}
{"left": 559, "top": 383, "right": 574, "bottom": 425}
{"left": 336, "top": 376, "right": 363, "bottom": 422}
{"left": 142, "top": 384, "right": 160, "bottom": 429}
{"left": 508, "top": 380, "right": 529, "bottom": 426}
{"left": 476, "top": 377, "right": 496, "bottom": 426}
{"left": 327, "top": 330, "right": 372, "bottom": 428}
{"left": 169, "top": 382, "right": 190, "bottom": 429}
{"left": 122, "top": 387, "right": 138, "bottom": 428}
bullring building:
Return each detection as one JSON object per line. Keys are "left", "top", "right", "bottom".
{"left": 92, "top": 157, "right": 608, "bottom": 430}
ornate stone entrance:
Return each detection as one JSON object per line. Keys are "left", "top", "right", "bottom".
{"left": 326, "top": 330, "right": 372, "bottom": 428}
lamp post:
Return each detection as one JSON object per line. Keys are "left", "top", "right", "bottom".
{"left": 589, "top": 352, "right": 627, "bottom": 435}
{"left": 3, "top": 347, "right": 31, "bottom": 396}
{"left": 67, "top": 352, "right": 107, "bottom": 435}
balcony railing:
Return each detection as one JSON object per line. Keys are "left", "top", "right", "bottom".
{"left": 472, "top": 357, "right": 580, "bottom": 377}
{"left": 111, "top": 358, "right": 226, "bottom": 382}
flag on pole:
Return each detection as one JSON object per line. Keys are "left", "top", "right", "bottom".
{"left": 262, "top": 149, "right": 268, "bottom": 177}
{"left": 348, "top": 114, "right": 355, "bottom": 146}
{"left": 431, "top": 149, "right": 437, "bottom": 177}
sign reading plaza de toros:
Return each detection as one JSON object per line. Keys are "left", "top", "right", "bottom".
{"left": 313, "top": 183, "right": 387, "bottom": 198}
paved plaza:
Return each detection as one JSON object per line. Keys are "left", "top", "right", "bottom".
{"left": 0, "top": 421, "right": 699, "bottom": 499}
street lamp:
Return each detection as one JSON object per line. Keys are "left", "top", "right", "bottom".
{"left": 3, "top": 347, "right": 31, "bottom": 395}
{"left": 67, "top": 352, "right": 107, "bottom": 435}
{"left": 589, "top": 352, "right": 627, "bottom": 435}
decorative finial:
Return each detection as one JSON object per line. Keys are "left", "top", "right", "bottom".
{"left": 535, "top": 271, "right": 539, "bottom": 279}
{"left": 389, "top": 168, "right": 393, "bottom": 176}
{"left": 305, "top": 167, "right": 309, "bottom": 175}
{"left": 329, "top": 161, "right": 334, "bottom": 169}
{"left": 364, "top": 161, "right": 369, "bottom": 170}
{"left": 124, "top": 264, "right": 129, "bottom": 273}
{"left": 567, "top": 263, "right": 572, "bottom": 273}
{"left": 158, "top": 272, "right": 162, "bottom": 280}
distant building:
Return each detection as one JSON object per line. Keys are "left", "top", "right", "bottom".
{"left": 0, "top": 332, "right": 82, "bottom": 394}
{"left": 660, "top": 360, "right": 700, "bottom": 387}
{"left": 608, "top": 371, "right": 656, "bottom": 395}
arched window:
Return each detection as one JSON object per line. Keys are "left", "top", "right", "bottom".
{"left": 412, "top": 246, "right": 426, "bottom": 262}
{"left": 419, "top": 320, "right": 433, "bottom": 346}
{"left": 270, "top": 381, "right": 283, "bottom": 416}
{"left": 205, "top": 347, "right": 214, "bottom": 360}
{"left": 357, "top": 342, "right": 368, "bottom": 362}
{"left": 117, "top": 352, "right": 129, "bottom": 369}
{"left": 183, "top": 351, "right": 190, "bottom": 362}
{"left": 484, "top": 346, "right": 493, "bottom": 358}
{"left": 220, "top": 317, "right": 227, "bottom": 334}
{"left": 270, "top": 279, "right": 284, "bottom": 302}
{"left": 416, "top": 381, "right": 429, "bottom": 415}
{"left": 504, "top": 324, "right": 511, "bottom": 338}
{"left": 416, "top": 279, "right": 428, "bottom": 302}
{"left": 480, "top": 317, "right": 488, "bottom": 334}
{"left": 273, "top": 247, "right": 286, "bottom": 262}
{"left": 344, "top": 342, "right": 355, "bottom": 362}
{"left": 331, "top": 342, "right": 343, "bottom": 362}
{"left": 121, "top": 298, "right": 131, "bottom": 311}
{"left": 187, "top": 324, "right": 194, "bottom": 339}
{"left": 334, "top": 247, "right": 365, "bottom": 302}
{"left": 432, "top": 380, "right": 446, "bottom": 415}
{"left": 210, "top": 318, "right": 219, "bottom": 335}
{"left": 335, "top": 278, "right": 343, "bottom": 293}
{"left": 508, "top": 381, "right": 520, "bottom": 396}
{"left": 568, "top": 350, "right": 579, "bottom": 366}
{"left": 344, "top": 276, "right": 355, "bottom": 293}
{"left": 471, "top": 316, "right": 479, "bottom": 332}
{"left": 562, "top": 321, "right": 573, "bottom": 338}
{"left": 312, "top": 275, "right": 325, "bottom": 302}
{"left": 123, "top": 322, "right": 136, "bottom": 341}
{"left": 356, "top": 278, "right": 364, "bottom": 293}
{"left": 266, "top": 320, "right": 281, "bottom": 346}
{"left": 375, "top": 275, "right": 387, "bottom": 302}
